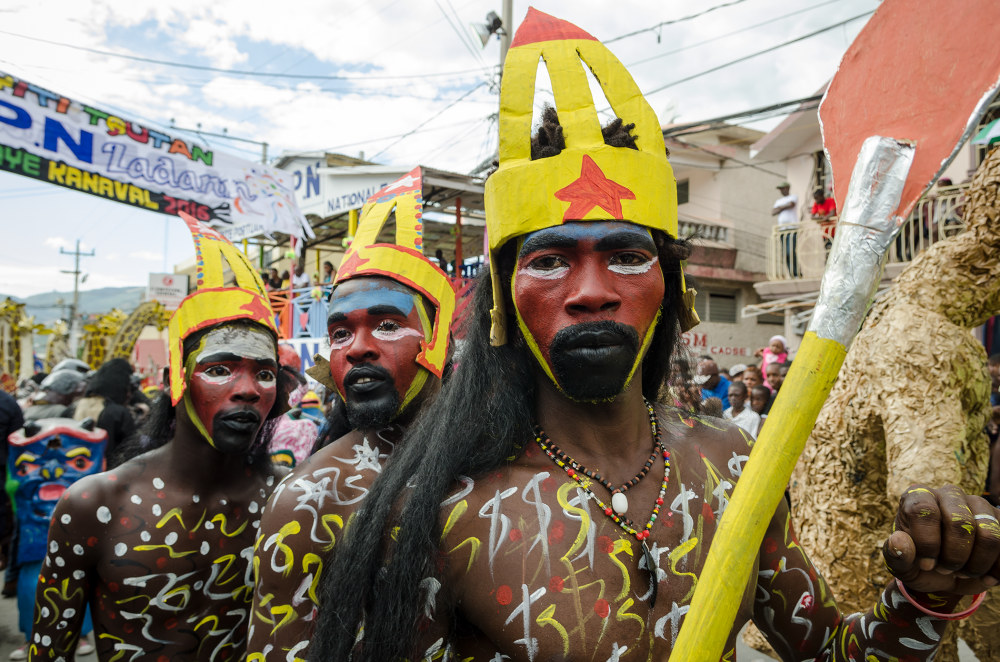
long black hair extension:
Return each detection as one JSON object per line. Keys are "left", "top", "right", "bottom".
{"left": 309, "top": 107, "right": 689, "bottom": 661}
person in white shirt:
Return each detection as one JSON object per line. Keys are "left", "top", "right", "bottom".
{"left": 292, "top": 263, "right": 311, "bottom": 289}
{"left": 772, "top": 181, "right": 800, "bottom": 277}
{"left": 724, "top": 380, "right": 761, "bottom": 436}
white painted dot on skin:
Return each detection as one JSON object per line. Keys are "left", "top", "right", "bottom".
{"left": 41, "top": 635, "right": 51, "bottom": 646}
{"left": 194, "top": 580, "right": 204, "bottom": 590}
{"left": 54, "top": 556, "right": 65, "bottom": 567}
{"left": 57, "top": 621, "right": 67, "bottom": 630}
{"left": 51, "top": 572, "right": 59, "bottom": 580}
{"left": 33, "top": 633, "right": 39, "bottom": 643}
{"left": 130, "top": 495, "right": 142, "bottom": 505}
{"left": 192, "top": 495, "right": 200, "bottom": 503}
{"left": 40, "top": 607, "right": 50, "bottom": 618}
{"left": 73, "top": 570, "right": 85, "bottom": 580}
{"left": 114, "top": 543, "right": 127, "bottom": 557}
{"left": 97, "top": 506, "right": 111, "bottom": 523}
{"left": 153, "top": 477, "right": 164, "bottom": 489}
{"left": 220, "top": 499, "right": 227, "bottom": 506}
{"left": 63, "top": 609, "right": 75, "bottom": 619}
{"left": 200, "top": 541, "right": 210, "bottom": 555}
{"left": 140, "top": 531, "right": 151, "bottom": 542}
{"left": 44, "top": 557, "right": 50, "bottom": 567}
{"left": 49, "top": 541, "right": 58, "bottom": 553}
{"left": 73, "top": 544, "right": 84, "bottom": 556}
{"left": 165, "top": 532, "right": 178, "bottom": 546}
{"left": 249, "top": 502, "right": 259, "bottom": 514}
{"left": 60, "top": 513, "right": 71, "bottom": 525}
{"left": 252, "top": 520, "right": 260, "bottom": 529}
{"left": 204, "top": 521, "right": 214, "bottom": 530}
{"left": 267, "top": 475, "right": 274, "bottom": 486}
{"left": 152, "top": 504, "right": 162, "bottom": 516}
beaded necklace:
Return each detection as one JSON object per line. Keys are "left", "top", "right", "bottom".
{"left": 534, "top": 399, "right": 669, "bottom": 606}
{"left": 534, "top": 399, "right": 669, "bottom": 541}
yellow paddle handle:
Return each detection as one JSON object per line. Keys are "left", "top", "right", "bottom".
{"left": 667, "top": 331, "right": 847, "bottom": 661}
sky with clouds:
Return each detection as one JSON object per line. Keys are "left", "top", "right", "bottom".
{"left": 0, "top": 0, "right": 878, "bottom": 299}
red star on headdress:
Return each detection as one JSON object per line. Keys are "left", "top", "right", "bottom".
{"left": 239, "top": 295, "right": 273, "bottom": 324}
{"left": 554, "top": 155, "right": 636, "bottom": 221}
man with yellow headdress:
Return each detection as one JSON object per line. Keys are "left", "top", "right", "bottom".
{"left": 305, "top": 9, "right": 1000, "bottom": 662}
{"left": 27, "top": 212, "right": 292, "bottom": 661}
{"left": 247, "top": 167, "right": 456, "bottom": 661}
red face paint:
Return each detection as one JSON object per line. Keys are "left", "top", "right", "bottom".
{"left": 326, "top": 278, "right": 429, "bottom": 427}
{"left": 512, "top": 222, "right": 664, "bottom": 400}
{"left": 184, "top": 324, "right": 278, "bottom": 453}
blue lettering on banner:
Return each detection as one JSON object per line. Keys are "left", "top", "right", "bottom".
{"left": 103, "top": 143, "right": 227, "bottom": 196}
{"left": 0, "top": 100, "right": 31, "bottom": 129}
{"left": 280, "top": 339, "right": 324, "bottom": 372}
{"left": 43, "top": 117, "right": 93, "bottom": 163}
{"left": 327, "top": 182, "right": 390, "bottom": 214}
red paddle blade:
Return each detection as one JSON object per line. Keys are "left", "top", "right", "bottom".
{"left": 820, "top": 0, "right": 1000, "bottom": 219}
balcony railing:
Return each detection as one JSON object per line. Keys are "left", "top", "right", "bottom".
{"left": 765, "top": 184, "right": 968, "bottom": 281}
{"left": 679, "top": 218, "right": 730, "bottom": 244}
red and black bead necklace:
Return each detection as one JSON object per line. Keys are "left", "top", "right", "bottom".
{"left": 533, "top": 399, "right": 670, "bottom": 542}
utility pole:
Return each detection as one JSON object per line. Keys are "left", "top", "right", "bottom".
{"left": 60, "top": 239, "right": 95, "bottom": 357}
{"left": 500, "top": 0, "right": 512, "bottom": 69}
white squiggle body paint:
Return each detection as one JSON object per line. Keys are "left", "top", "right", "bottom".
{"left": 608, "top": 256, "right": 658, "bottom": 275}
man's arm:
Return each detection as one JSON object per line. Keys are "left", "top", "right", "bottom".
{"left": 754, "top": 485, "right": 999, "bottom": 661}
{"left": 29, "top": 480, "right": 100, "bottom": 660}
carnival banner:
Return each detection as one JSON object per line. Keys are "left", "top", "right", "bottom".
{"left": 0, "top": 72, "right": 313, "bottom": 242}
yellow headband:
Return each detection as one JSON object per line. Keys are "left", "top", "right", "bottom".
{"left": 484, "top": 8, "right": 698, "bottom": 345}
{"left": 168, "top": 212, "right": 277, "bottom": 405}
{"left": 334, "top": 167, "right": 457, "bottom": 377}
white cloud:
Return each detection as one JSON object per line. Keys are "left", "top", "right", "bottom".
{"left": 129, "top": 250, "right": 164, "bottom": 261}
{"left": 43, "top": 236, "right": 71, "bottom": 251}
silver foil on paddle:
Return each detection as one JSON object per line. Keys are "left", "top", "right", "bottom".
{"left": 809, "top": 136, "right": 915, "bottom": 347}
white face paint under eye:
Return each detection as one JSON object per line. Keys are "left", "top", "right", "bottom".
{"left": 608, "top": 256, "right": 658, "bottom": 275}
{"left": 372, "top": 325, "right": 425, "bottom": 342}
{"left": 519, "top": 264, "right": 570, "bottom": 280}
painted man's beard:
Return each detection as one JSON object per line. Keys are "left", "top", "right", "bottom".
{"left": 549, "top": 320, "right": 640, "bottom": 402}
{"left": 343, "top": 364, "right": 403, "bottom": 430}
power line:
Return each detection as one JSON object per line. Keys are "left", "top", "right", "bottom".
{"left": 369, "top": 81, "right": 488, "bottom": 161}
{"left": 606, "top": 0, "right": 756, "bottom": 44}
{"left": 663, "top": 95, "right": 823, "bottom": 136}
{"left": 641, "top": 11, "right": 873, "bottom": 98}
{"left": 626, "top": 0, "right": 847, "bottom": 68}
{"left": 0, "top": 29, "right": 493, "bottom": 81}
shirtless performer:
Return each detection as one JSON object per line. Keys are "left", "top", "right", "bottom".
{"left": 307, "top": 10, "right": 1000, "bottom": 661}
{"left": 248, "top": 168, "right": 456, "bottom": 661}
{"left": 30, "top": 213, "right": 291, "bottom": 661}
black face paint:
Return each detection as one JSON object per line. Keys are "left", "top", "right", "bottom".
{"left": 548, "top": 321, "right": 640, "bottom": 402}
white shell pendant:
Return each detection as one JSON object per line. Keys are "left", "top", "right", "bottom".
{"left": 611, "top": 492, "right": 628, "bottom": 515}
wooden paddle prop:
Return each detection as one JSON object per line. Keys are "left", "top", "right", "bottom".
{"left": 669, "top": 1, "right": 1000, "bottom": 659}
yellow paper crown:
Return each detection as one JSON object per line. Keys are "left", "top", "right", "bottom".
{"left": 168, "top": 211, "right": 277, "bottom": 405}
{"left": 334, "top": 167, "right": 456, "bottom": 378}
{"left": 484, "top": 8, "right": 698, "bottom": 345}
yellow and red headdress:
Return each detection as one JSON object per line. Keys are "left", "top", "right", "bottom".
{"left": 484, "top": 8, "right": 699, "bottom": 346}
{"left": 335, "top": 167, "right": 456, "bottom": 378}
{"left": 168, "top": 212, "right": 277, "bottom": 405}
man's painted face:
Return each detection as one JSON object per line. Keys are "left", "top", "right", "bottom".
{"left": 183, "top": 324, "right": 278, "bottom": 454}
{"left": 8, "top": 420, "right": 107, "bottom": 563}
{"left": 512, "top": 221, "right": 664, "bottom": 402}
{"left": 327, "top": 278, "right": 431, "bottom": 429}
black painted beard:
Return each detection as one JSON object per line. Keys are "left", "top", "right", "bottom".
{"left": 548, "top": 321, "right": 640, "bottom": 402}
{"left": 343, "top": 364, "right": 402, "bottom": 430}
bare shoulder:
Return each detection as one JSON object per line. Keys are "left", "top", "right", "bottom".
{"left": 261, "top": 429, "right": 391, "bottom": 541}
{"left": 656, "top": 404, "right": 754, "bottom": 465}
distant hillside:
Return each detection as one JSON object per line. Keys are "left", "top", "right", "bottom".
{"left": 0, "top": 287, "right": 146, "bottom": 326}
